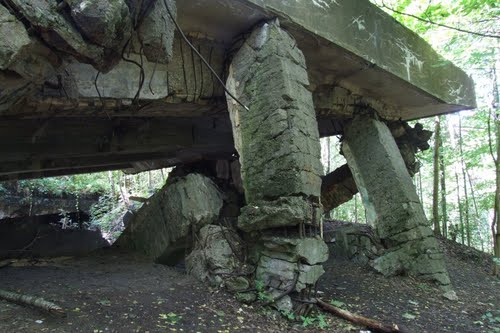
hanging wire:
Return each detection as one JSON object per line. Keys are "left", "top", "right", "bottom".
{"left": 162, "top": 0, "right": 250, "bottom": 111}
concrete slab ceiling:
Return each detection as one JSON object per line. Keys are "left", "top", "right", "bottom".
{"left": 177, "top": 0, "right": 476, "bottom": 120}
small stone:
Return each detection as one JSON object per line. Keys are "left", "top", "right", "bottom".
{"left": 236, "top": 292, "right": 257, "bottom": 304}
{"left": 225, "top": 277, "right": 250, "bottom": 292}
{"left": 269, "top": 291, "right": 293, "bottom": 313}
{"left": 443, "top": 290, "right": 458, "bottom": 301}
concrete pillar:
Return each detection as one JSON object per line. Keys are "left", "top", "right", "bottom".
{"left": 226, "top": 19, "right": 328, "bottom": 310}
{"left": 343, "top": 114, "right": 453, "bottom": 292}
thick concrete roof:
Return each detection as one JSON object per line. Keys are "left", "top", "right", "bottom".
{"left": 178, "top": 0, "right": 476, "bottom": 120}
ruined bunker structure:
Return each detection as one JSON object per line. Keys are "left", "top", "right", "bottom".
{"left": 0, "top": 0, "right": 475, "bottom": 307}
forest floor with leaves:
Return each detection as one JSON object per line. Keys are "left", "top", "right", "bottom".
{"left": 0, "top": 238, "right": 498, "bottom": 333}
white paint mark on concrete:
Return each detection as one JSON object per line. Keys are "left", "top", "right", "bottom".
{"left": 352, "top": 16, "right": 366, "bottom": 31}
{"left": 312, "top": 0, "right": 331, "bottom": 10}
{"left": 447, "top": 81, "right": 464, "bottom": 103}
{"left": 394, "top": 39, "right": 424, "bottom": 82}
{"left": 255, "top": 23, "right": 269, "bottom": 49}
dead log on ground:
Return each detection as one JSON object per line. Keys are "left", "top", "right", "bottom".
{"left": 316, "top": 298, "right": 409, "bottom": 333}
{"left": 0, "top": 261, "right": 13, "bottom": 269}
{"left": 0, "top": 289, "right": 66, "bottom": 317}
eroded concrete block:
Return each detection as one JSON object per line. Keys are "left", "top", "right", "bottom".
{"left": 343, "top": 114, "right": 452, "bottom": 290}
{"left": 238, "top": 196, "right": 320, "bottom": 232}
{"left": 260, "top": 236, "right": 329, "bottom": 265}
{"left": 67, "top": 0, "right": 132, "bottom": 51}
{"left": 186, "top": 224, "right": 246, "bottom": 287}
{"left": 137, "top": 0, "right": 176, "bottom": 64}
{"left": 226, "top": 19, "right": 322, "bottom": 203}
{"left": 116, "top": 173, "right": 223, "bottom": 264}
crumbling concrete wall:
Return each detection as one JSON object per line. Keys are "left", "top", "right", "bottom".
{"left": 226, "top": 19, "right": 327, "bottom": 311}
{"left": 342, "top": 113, "right": 453, "bottom": 293}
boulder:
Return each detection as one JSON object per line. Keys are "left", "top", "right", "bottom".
{"left": 0, "top": 3, "right": 57, "bottom": 111}
{"left": 137, "top": 0, "right": 176, "bottom": 63}
{"left": 116, "top": 173, "right": 223, "bottom": 264}
{"left": 67, "top": 0, "right": 132, "bottom": 51}
{"left": 186, "top": 224, "right": 245, "bottom": 287}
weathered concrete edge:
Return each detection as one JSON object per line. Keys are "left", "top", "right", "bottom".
{"left": 240, "top": 0, "right": 476, "bottom": 110}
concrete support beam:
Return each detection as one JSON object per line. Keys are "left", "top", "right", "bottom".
{"left": 227, "top": 20, "right": 327, "bottom": 311}
{"left": 342, "top": 113, "right": 452, "bottom": 292}
{"left": 0, "top": 116, "right": 235, "bottom": 179}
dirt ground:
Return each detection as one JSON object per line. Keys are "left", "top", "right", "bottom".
{"left": 0, "top": 239, "right": 498, "bottom": 333}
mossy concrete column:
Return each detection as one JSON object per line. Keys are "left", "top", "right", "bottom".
{"left": 226, "top": 19, "right": 327, "bottom": 310}
{"left": 343, "top": 114, "right": 453, "bottom": 292}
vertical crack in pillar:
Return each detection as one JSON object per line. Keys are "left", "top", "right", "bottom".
{"left": 343, "top": 113, "right": 453, "bottom": 293}
{"left": 226, "top": 19, "right": 328, "bottom": 311}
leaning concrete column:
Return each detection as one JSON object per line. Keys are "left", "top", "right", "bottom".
{"left": 343, "top": 113, "right": 453, "bottom": 293}
{"left": 226, "top": 20, "right": 328, "bottom": 311}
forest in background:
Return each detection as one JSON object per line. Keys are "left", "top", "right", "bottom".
{"left": 0, "top": 1, "right": 498, "bottom": 264}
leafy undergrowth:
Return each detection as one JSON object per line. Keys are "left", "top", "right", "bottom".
{"left": 0, "top": 239, "right": 498, "bottom": 333}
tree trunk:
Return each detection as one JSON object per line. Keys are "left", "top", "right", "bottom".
{"left": 455, "top": 172, "right": 465, "bottom": 245}
{"left": 119, "top": 173, "right": 130, "bottom": 207}
{"left": 325, "top": 136, "right": 332, "bottom": 219}
{"left": 108, "top": 171, "right": 116, "bottom": 199}
{"left": 458, "top": 116, "right": 471, "bottom": 247}
{"left": 491, "top": 63, "right": 500, "bottom": 276}
{"left": 439, "top": 129, "right": 448, "bottom": 238}
{"left": 418, "top": 171, "right": 424, "bottom": 207}
{"left": 354, "top": 194, "right": 358, "bottom": 223}
{"left": 433, "top": 116, "right": 441, "bottom": 236}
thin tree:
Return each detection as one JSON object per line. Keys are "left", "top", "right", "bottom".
{"left": 455, "top": 171, "right": 465, "bottom": 245}
{"left": 433, "top": 116, "right": 442, "bottom": 236}
{"left": 439, "top": 117, "right": 448, "bottom": 238}
{"left": 108, "top": 171, "right": 116, "bottom": 199}
{"left": 488, "top": 63, "right": 500, "bottom": 276}
{"left": 458, "top": 116, "right": 471, "bottom": 246}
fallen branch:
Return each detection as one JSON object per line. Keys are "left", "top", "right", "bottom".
{"left": 316, "top": 298, "right": 409, "bottom": 333}
{"left": 0, "top": 289, "right": 66, "bottom": 317}
{"left": 0, "top": 261, "right": 13, "bottom": 269}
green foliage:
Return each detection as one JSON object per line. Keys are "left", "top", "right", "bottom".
{"left": 329, "top": 299, "right": 346, "bottom": 308}
{"left": 255, "top": 279, "right": 272, "bottom": 302}
{"left": 18, "top": 173, "right": 110, "bottom": 197}
{"left": 159, "top": 312, "right": 182, "bottom": 325}
{"left": 89, "top": 195, "right": 128, "bottom": 241}
{"left": 300, "top": 315, "right": 315, "bottom": 327}
{"left": 295, "top": 313, "right": 330, "bottom": 329}
{"left": 279, "top": 309, "right": 296, "bottom": 321}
